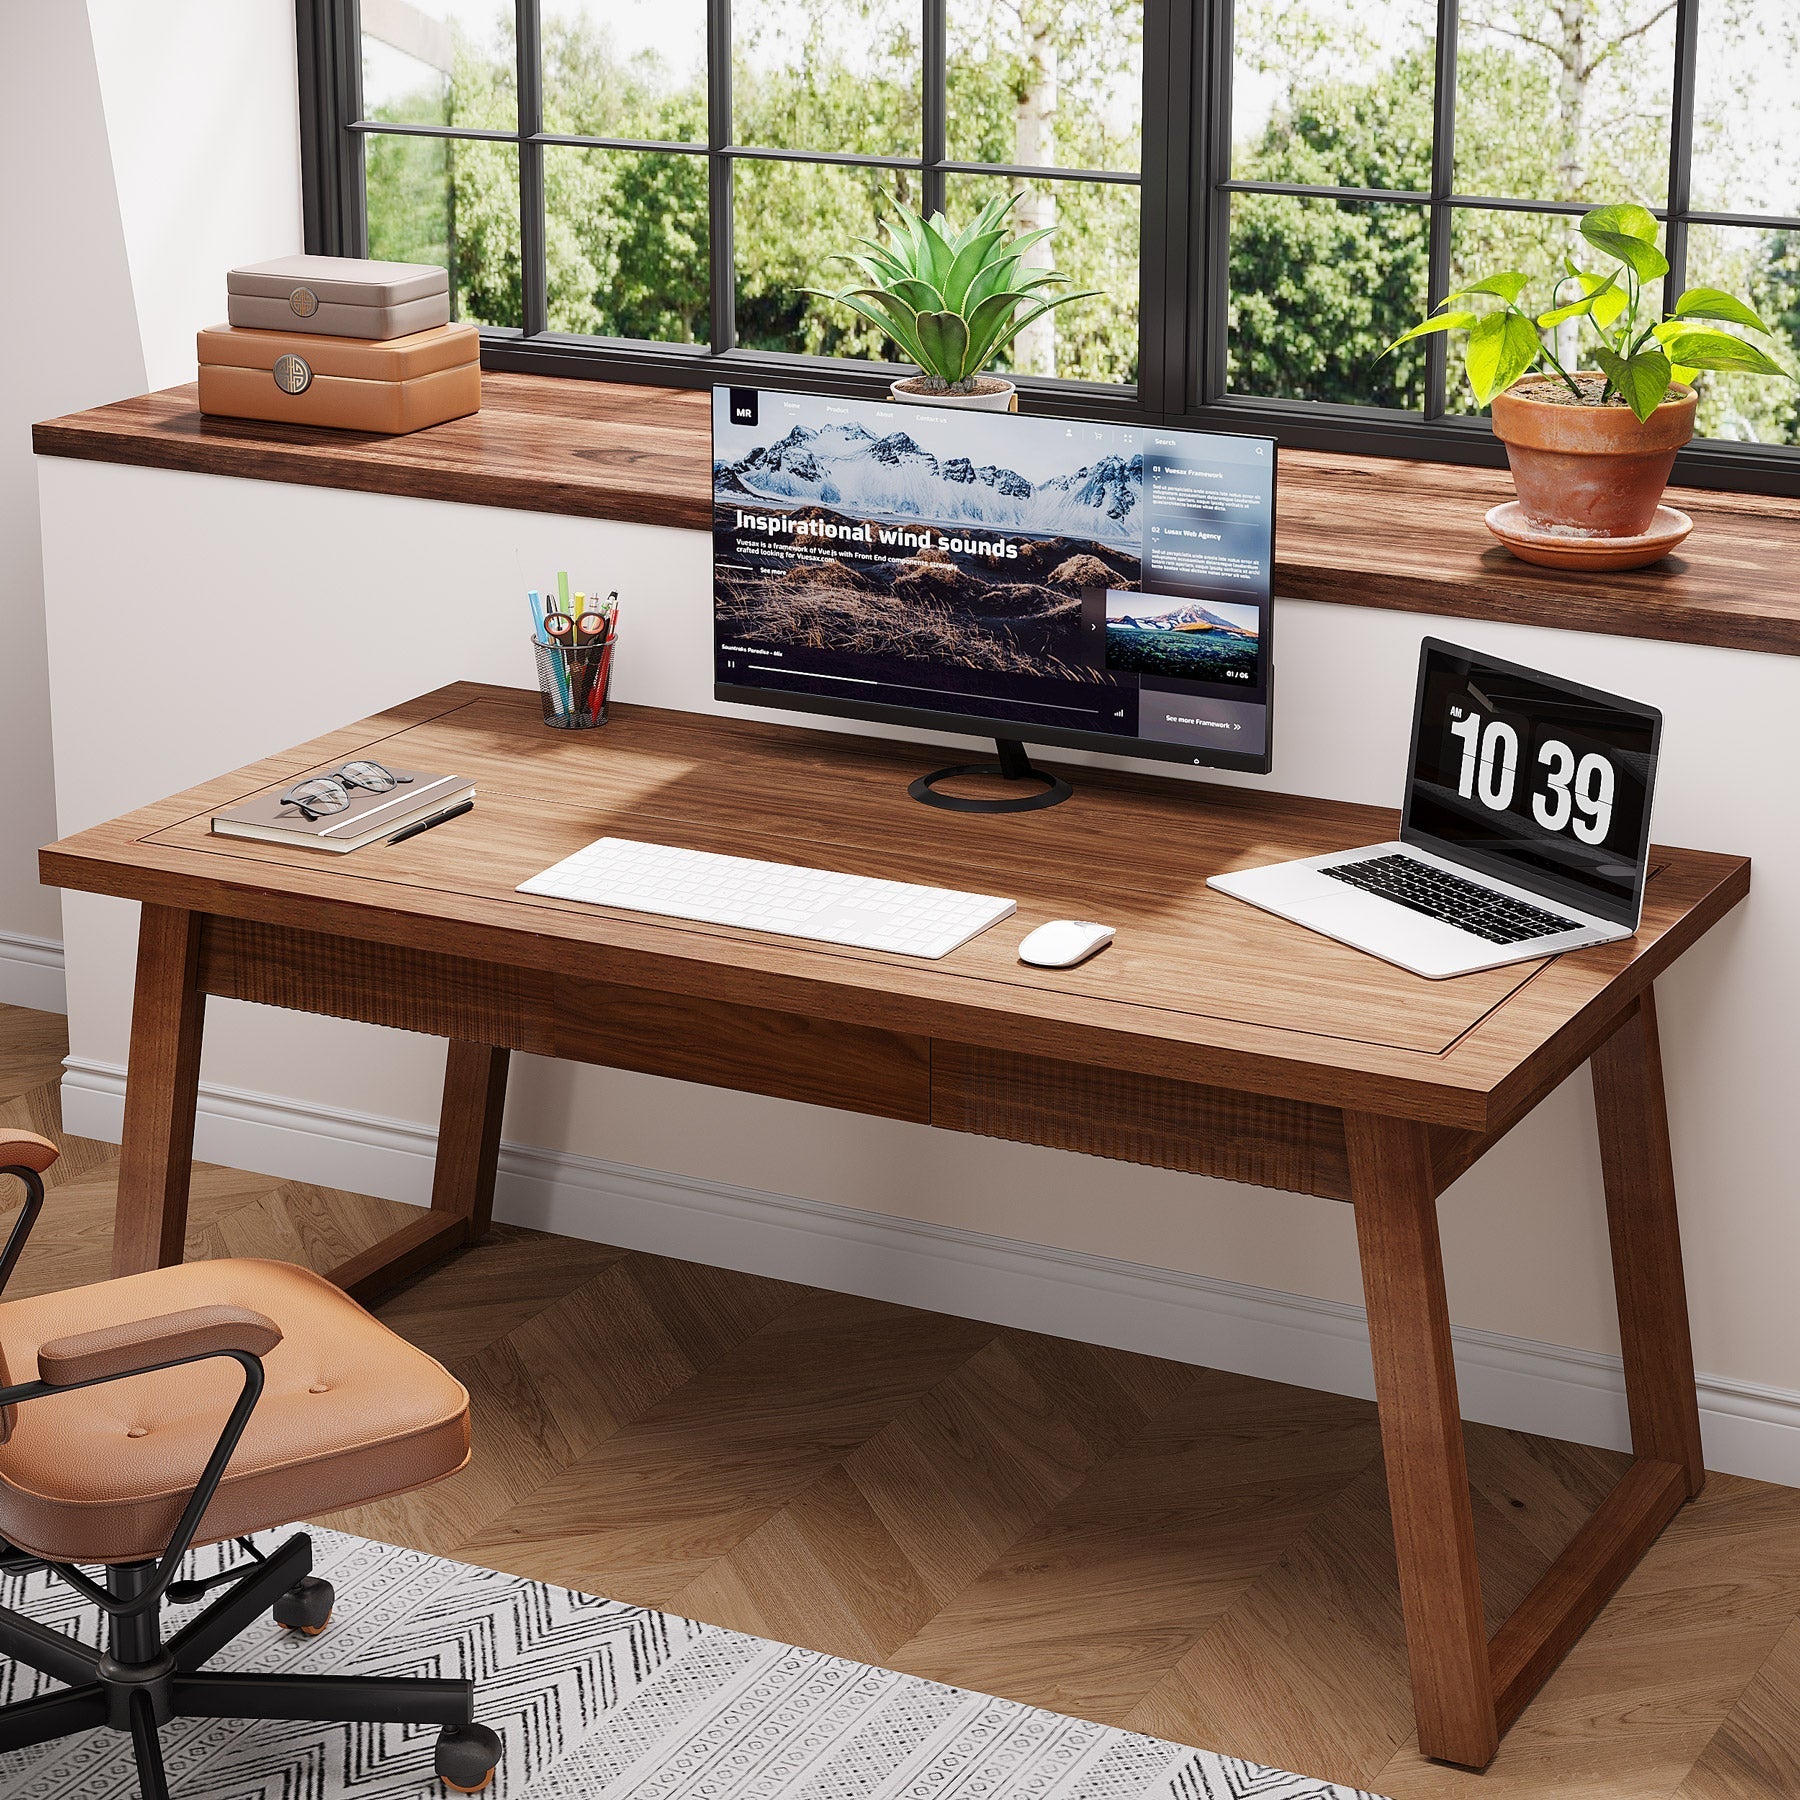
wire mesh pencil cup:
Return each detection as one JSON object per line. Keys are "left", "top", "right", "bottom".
{"left": 533, "top": 634, "right": 616, "bottom": 729}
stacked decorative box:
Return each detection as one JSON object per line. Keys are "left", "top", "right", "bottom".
{"left": 198, "top": 255, "right": 480, "bottom": 435}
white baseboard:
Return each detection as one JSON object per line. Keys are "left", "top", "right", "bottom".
{"left": 0, "top": 931, "right": 65, "bottom": 1015}
{"left": 59, "top": 1054, "right": 1800, "bottom": 1489}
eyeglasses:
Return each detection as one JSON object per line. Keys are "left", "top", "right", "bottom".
{"left": 277, "top": 760, "right": 414, "bottom": 822}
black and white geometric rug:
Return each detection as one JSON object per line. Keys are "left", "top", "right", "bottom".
{"left": 0, "top": 1528, "right": 1390, "bottom": 1799}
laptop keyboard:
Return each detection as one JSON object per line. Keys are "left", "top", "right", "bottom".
{"left": 1322, "top": 854, "right": 1581, "bottom": 945}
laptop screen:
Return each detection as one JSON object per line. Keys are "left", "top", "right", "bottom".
{"left": 1401, "top": 640, "right": 1662, "bottom": 928}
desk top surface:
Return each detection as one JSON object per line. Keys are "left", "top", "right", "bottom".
{"left": 41, "top": 684, "right": 1748, "bottom": 1129}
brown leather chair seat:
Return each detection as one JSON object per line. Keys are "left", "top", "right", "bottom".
{"left": 0, "top": 1257, "right": 469, "bottom": 1565}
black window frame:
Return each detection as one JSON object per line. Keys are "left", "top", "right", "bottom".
{"left": 297, "top": 0, "right": 1799, "bottom": 495}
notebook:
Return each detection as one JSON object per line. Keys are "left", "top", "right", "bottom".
{"left": 211, "top": 769, "right": 474, "bottom": 853}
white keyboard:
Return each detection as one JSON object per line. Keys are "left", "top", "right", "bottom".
{"left": 518, "top": 837, "right": 1016, "bottom": 960}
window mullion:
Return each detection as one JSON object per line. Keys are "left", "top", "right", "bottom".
{"left": 517, "top": 0, "right": 548, "bottom": 336}
{"left": 1197, "top": 0, "right": 1234, "bottom": 408}
{"left": 1140, "top": 0, "right": 1182, "bottom": 418}
{"left": 1423, "top": 0, "right": 1460, "bottom": 420}
{"left": 709, "top": 0, "right": 737, "bottom": 352}
{"left": 923, "top": 0, "right": 946, "bottom": 220}
{"left": 1664, "top": 0, "right": 1700, "bottom": 302}
{"left": 295, "top": 0, "right": 365, "bottom": 254}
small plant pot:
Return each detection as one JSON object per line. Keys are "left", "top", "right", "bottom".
{"left": 1490, "top": 374, "right": 1696, "bottom": 549}
{"left": 889, "top": 374, "right": 1018, "bottom": 412}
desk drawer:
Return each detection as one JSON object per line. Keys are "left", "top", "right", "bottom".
{"left": 199, "top": 917, "right": 555, "bottom": 1050}
{"left": 197, "top": 919, "right": 932, "bottom": 1123}
{"left": 931, "top": 1041, "right": 1351, "bottom": 1200}
{"left": 554, "top": 979, "right": 931, "bottom": 1121}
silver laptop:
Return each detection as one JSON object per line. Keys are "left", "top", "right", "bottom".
{"left": 1208, "top": 640, "right": 1662, "bottom": 979}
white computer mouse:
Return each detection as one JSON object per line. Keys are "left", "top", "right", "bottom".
{"left": 1018, "top": 919, "right": 1115, "bottom": 968}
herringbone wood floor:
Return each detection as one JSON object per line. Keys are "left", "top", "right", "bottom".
{"left": 4, "top": 1000, "right": 1798, "bottom": 1797}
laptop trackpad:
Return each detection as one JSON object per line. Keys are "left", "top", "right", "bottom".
{"left": 1288, "top": 888, "right": 1479, "bottom": 960}
{"left": 1270, "top": 868, "right": 1344, "bottom": 906}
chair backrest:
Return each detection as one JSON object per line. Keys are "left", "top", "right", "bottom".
{"left": 0, "top": 1132, "right": 59, "bottom": 1445}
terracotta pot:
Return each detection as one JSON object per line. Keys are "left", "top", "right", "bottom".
{"left": 889, "top": 374, "right": 1018, "bottom": 412}
{"left": 1490, "top": 375, "right": 1695, "bottom": 538}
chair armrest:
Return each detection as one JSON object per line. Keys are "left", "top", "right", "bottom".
{"left": 0, "top": 1133, "right": 57, "bottom": 1175}
{"left": 37, "top": 1305, "right": 283, "bottom": 1387}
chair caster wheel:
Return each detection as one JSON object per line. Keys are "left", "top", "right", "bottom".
{"left": 436, "top": 1722, "right": 502, "bottom": 1793}
{"left": 272, "top": 1576, "right": 334, "bottom": 1636}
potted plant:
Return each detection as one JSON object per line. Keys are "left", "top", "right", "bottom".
{"left": 1383, "top": 204, "right": 1793, "bottom": 569}
{"left": 810, "top": 193, "right": 1100, "bottom": 411}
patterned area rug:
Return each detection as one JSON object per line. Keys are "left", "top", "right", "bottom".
{"left": 0, "top": 1529, "right": 1389, "bottom": 1799}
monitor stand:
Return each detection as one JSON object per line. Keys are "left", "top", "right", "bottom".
{"left": 908, "top": 738, "right": 1073, "bottom": 814}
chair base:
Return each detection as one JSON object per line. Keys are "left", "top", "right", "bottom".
{"left": 0, "top": 1532, "right": 501, "bottom": 1797}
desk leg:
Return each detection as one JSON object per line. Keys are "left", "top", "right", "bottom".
{"left": 324, "top": 1041, "right": 509, "bottom": 1307}
{"left": 1348, "top": 1111, "right": 1498, "bottom": 1770}
{"left": 113, "top": 905, "right": 207, "bottom": 1277}
{"left": 1592, "top": 989, "right": 1705, "bottom": 1497}
{"left": 431, "top": 1041, "right": 510, "bottom": 1239}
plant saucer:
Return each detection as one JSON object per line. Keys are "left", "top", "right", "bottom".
{"left": 1485, "top": 501, "right": 1693, "bottom": 571}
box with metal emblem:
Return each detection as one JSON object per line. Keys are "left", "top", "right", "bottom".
{"left": 226, "top": 255, "right": 451, "bottom": 339}
{"left": 196, "top": 321, "right": 481, "bottom": 434}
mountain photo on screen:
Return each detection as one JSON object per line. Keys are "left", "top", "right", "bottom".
{"left": 1103, "top": 592, "right": 1260, "bottom": 683}
{"left": 713, "top": 395, "right": 1143, "bottom": 681}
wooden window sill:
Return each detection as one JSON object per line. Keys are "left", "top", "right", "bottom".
{"left": 34, "top": 372, "right": 1800, "bottom": 658}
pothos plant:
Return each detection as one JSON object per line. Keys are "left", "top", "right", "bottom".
{"left": 809, "top": 192, "right": 1100, "bottom": 394}
{"left": 1382, "top": 203, "right": 1793, "bottom": 420}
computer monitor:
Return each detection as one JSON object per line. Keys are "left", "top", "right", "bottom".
{"left": 711, "top": 385, "right": 1276, "bottom": 811}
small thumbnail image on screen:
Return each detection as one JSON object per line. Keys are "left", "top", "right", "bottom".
{"left": 1103, "top": 591, "right": 1260, "bottom": 683}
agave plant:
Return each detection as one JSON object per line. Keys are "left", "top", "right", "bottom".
{"left": 809, "top": 193, "right": 1100, "bottom": 393}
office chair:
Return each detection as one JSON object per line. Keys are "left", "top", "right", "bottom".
{"left": 0, "top": 1130, "right": 502, "bottom": 1798}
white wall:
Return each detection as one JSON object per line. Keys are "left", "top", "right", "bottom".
{"left": 36, "top": 457, "right": 1796, "bottom": 1482}
{"left": 0, "top": 1, "right": 301, "bottom": 1007}
{"left": 0, "top": 1, "right": 144, "bottom": 1000}
{"left": 87, "top": 0, "right": 303, "bottom": 391}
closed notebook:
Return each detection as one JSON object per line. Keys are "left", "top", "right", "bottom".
{"left": 212, "top": 771, "right": 474, "bottom": 853}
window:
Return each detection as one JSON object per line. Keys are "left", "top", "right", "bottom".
{"left": 298, "top": 0, "right": 1800, "bottom": 485}
{"left": 1217, "top": 0, "right": 1800, "bottom": 465}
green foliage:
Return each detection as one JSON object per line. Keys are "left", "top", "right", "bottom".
{"left": 1227, "top": 45, "right": 1434, "bottom": 407}
{"left": 359, "top": 0, "right": 1139, "bottom": 381}
{"left": 1384, "top": 204, "right": 1795, "bottom": 419}
{"left": 807, "top": 192, "right": 1099, "bottom": 390}
{"left": 1580, "top": 204, "right": 1668, "bottom": 282}
{"left": 1465, "top": 311, "right": 1545, "bottom": 403}
{"left": 945, "top": 0, "right": 1139, "bottom": 170}
{"left": 353, "top": 0, "right": 1800, "bottom": 440}
{"left": 1594, "top": 343, "right": 1673, "bottom": 418}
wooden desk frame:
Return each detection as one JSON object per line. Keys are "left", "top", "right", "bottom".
{"left": 114, "top": 905, "right": 1695, "bottom": 1769}
{"left": 47, "top": 689, "right": 1746, "bottom": 1770}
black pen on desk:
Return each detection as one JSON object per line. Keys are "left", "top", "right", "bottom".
{"left": 388, "top": 799, "right": 473, "bottom": 846}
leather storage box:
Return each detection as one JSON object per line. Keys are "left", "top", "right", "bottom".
{"left": 197, "top": 321, "right": 481, "bottom": 435}
{"left": 227, "top": 255, "right": 451, "bottom": 339}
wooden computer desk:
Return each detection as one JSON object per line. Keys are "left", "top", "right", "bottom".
{"left": 40, "top": 682, "right": 1748, "bottom": 1770}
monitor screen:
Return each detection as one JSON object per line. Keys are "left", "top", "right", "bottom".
{"left": 711, "top": 386, "right": 1275, "bottom": 773}
{"left": 1402, "top": 639, "right": 1662, "bottom": 927}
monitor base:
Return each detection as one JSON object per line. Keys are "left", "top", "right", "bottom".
{"left": 908, "top": 739, "right": 1073, "bottom": 814}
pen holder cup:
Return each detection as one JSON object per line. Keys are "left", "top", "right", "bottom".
{"left": 533, "top": 635, "right": 615, "bottom": 730}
